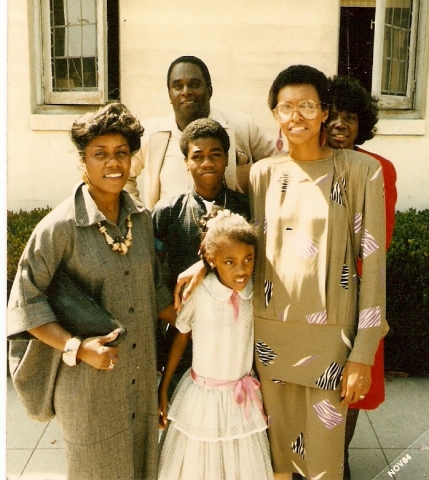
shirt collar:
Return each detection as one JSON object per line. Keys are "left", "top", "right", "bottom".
{"left": 159, "top": 113, "right": 181, "bottom": 134}
{"left": 169, "top": 108, "right": 227, "bottom": 133}
{"left": 203, "top": 272, "right": 253, "bottom": 301}
{"left": 73, "top": 183, "right": 146, "bottom": 227}
{"left": 190, "top": 185, "right": 228, "bottom": 209}
{"left": 208, "top": 109, "right": 228, "bottom": 128}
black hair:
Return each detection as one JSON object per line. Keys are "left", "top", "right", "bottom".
{"left": 70, "top": 103, "right": 144, "bottom": 157}
{"left": 167, "top": 55, "right": 212, "bottom": 90}
{"left": 268, "top": 65, "right": 330, "bottom": 110}
{"left": 328, "top": 76, "right": 379, "bottom": 145}
{"left": 179, "top": 118, "right": 230, "bottom": 157}
{"left": 199, "top": 208, "right": 258, "bottom": 265}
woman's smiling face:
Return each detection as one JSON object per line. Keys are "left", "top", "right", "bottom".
{"left": 276, "top": 83, "right": 328, "bottom": 148}
{"left": 83, "top": 133, "right": 131, "bottom": 198}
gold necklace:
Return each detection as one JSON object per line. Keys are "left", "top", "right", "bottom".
{"left": 97, "top": 215, "right": 133, "bottom": 255}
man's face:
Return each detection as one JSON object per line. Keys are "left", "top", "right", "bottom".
{"left": 168, "top": 63, "right": 212, "bottom": 128}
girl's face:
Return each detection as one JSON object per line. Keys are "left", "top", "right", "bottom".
{"left": 208, "top": 239, "right": 254, "bottom": 291}
{"left": 83, "top": 133, "right": 131, "bottom": 199}
{"left": 275, "top": 84, "right": 329, "bottom": 147}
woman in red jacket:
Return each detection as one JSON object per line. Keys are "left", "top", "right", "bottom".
{"left": 326, "top": 76, "right": 397, "bottom": 480}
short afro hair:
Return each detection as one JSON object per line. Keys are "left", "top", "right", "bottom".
{"left": 328, "top": 76, "right": 379, "bottom": 145}
{"left": 70, "top": 103, "right": 144, "bottom": 157}
{"left": 268, "top": 65, "right": 330, "bottom": 110}
{"left": 167, "top": 55, "right": 212, "bottom": 90}
{"left": 180, "top": 118, "right": 230, "bottom": 157}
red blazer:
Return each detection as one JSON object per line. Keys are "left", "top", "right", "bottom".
{"left": 357, "top": 147, "right": 397, "bottom": 249}
{"left": 351, "top": 146, "right": 397, "bottom": 410}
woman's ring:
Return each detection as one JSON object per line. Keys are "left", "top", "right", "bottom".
{"left": 109, "top": 359, "right": 114, "bottom": 368}
{"left": 359, "top": 395, "right": 365, "bottom": 399}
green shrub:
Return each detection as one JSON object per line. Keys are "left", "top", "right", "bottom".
{"left": 385, "top": 208, "right": 429, "bottom": 375}
{"left": 7, "top": 207, "right": 52, "bottom": 293}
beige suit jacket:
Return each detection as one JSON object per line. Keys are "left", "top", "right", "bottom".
{"left": 125, "top": 109, "right": 277, "bottom": 209}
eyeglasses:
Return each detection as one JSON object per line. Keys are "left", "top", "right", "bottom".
{"left": 273, "top": 100, "right": 325, "bottom": 123}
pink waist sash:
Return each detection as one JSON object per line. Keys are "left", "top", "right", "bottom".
{"left": 190, "top": 368, "right": 267, "bottom": 423}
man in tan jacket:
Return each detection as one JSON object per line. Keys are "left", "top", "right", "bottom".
{"left": 125, "top": 55, "right": 277, "bottom": 208}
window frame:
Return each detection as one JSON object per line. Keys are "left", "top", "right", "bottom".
{"left": 39, "top": 0, "right": 108, "bottom": 106}
{"left": 372, "top": 0, "right": 420, "bottom": 110}
{"left": 339, "top": 0, "right": 428, "bottom": 119}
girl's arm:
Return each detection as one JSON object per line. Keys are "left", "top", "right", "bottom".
{"left": 174, "top": 260, "right": 207, "bottom": 310}
{"left": 158, "top": 304, "right": 177, "bottom": 327}
{"left": 158, "top": 330, "right": 191, "bottom": 429}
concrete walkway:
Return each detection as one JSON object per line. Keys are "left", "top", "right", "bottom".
{"left": 6, "top": 374, "right": 429, "bottom": 479}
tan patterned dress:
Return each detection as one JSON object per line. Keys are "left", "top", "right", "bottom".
{"left": 249, "top": 149, "right": 386, "bottom": 479}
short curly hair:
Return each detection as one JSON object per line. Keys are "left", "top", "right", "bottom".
{"left": 199, "top": 209, "right": 258, "bottom": 264}
{"left": 179, "top": 118, "right": 230, "bottom": 157}
{"left": 70, "top": 103, "right": 144, "bottom": 157}
{"left": 167, "top": 55, "right": 212, "bottom": 90}
{"left": 328, "top": 76, "right": 379, "bottom": 145}
{"left": 268, "top": 65, "right": 330, "bottom": 110}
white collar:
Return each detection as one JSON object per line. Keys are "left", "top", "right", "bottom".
{"left": 203, "top": 273, "right": 253, "bottom": 301}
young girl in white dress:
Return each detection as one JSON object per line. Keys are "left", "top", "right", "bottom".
{"left": 158, "top": 210, "right": 273, "bottom": 480}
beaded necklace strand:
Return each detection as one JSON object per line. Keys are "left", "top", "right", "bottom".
{"left": 97, "top": 215, "right": 133, "bottom": 255}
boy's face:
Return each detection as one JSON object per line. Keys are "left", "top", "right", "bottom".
{"left": 185, "top": 138, "right": 227, "bottom": 199}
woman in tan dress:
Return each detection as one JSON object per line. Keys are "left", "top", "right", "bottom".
{"left": 8, "top": 103, "right": 175, "bottom": 479}
{"left": 249, "top": 65, "right": 386, "bottom": 480}
{"left": 175, "top": 65, "right": 386, "bottom": 480}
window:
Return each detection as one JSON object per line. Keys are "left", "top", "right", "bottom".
{"left": 372, "top": 0, "right": 419, "bottom": 109}
{"left": 338, "top": 0, "right": 423, "bottom": 112}
{"left": 37, "top": 0, "right": 119, "bottom": 106}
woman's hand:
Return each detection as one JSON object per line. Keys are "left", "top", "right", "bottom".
{"left": 77, "top": 329, "right": 120, "bottom": 370}
{"left": 340, "top": 361, "right": 372, "bottom": 405}
{"left": 158, "top": 388, "right": 169, "bottom": 430}
{"left": 174, "top": 260, "right": 207, "bottom": 311}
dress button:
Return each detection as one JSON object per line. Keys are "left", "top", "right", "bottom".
{"left": 124, "top": 271, "right": 130, "bottom": 276}
{"left": 132, "top": 379, "right": 136, "bottom": 384}
{"left": 132, "top": 343, "right": 137, "bottom": 349}
{"left": 132, "top": 413, "right": 135, "bottom": 419}
{"left": 129, "top": 307, "right": 134, "bottom": 313}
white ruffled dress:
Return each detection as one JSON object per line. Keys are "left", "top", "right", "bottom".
{"left": 158, "top": 274, "right": 273, "bottom": 480}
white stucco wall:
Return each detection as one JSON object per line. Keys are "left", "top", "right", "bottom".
{"left": 365, "top": 128, "right": 429, "bottom": 211}
{"left": 120, "top": 0, "right": 339, "bottom": 135}
{"left": 7, "top": 0, "right": 81, "bottom": 212}
{"left": 352, "top": 87, "right": 429, "bottom": 212}
{"left": 6, "top": 0, "right": 429, "bottom": 212}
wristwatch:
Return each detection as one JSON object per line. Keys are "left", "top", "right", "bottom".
{"left": 62, "top": 337, "right": 82, "bottom": 366}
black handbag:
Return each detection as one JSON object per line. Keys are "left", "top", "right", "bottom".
{"left": 8, "top": 271, "right": 127, "bottom": 422}
{"left": 46, "top": 270, "right": 127, "bottom": 346}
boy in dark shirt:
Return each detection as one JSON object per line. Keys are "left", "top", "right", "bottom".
{"left": 152, "top": 118, "right": 250, "bottom": 386}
